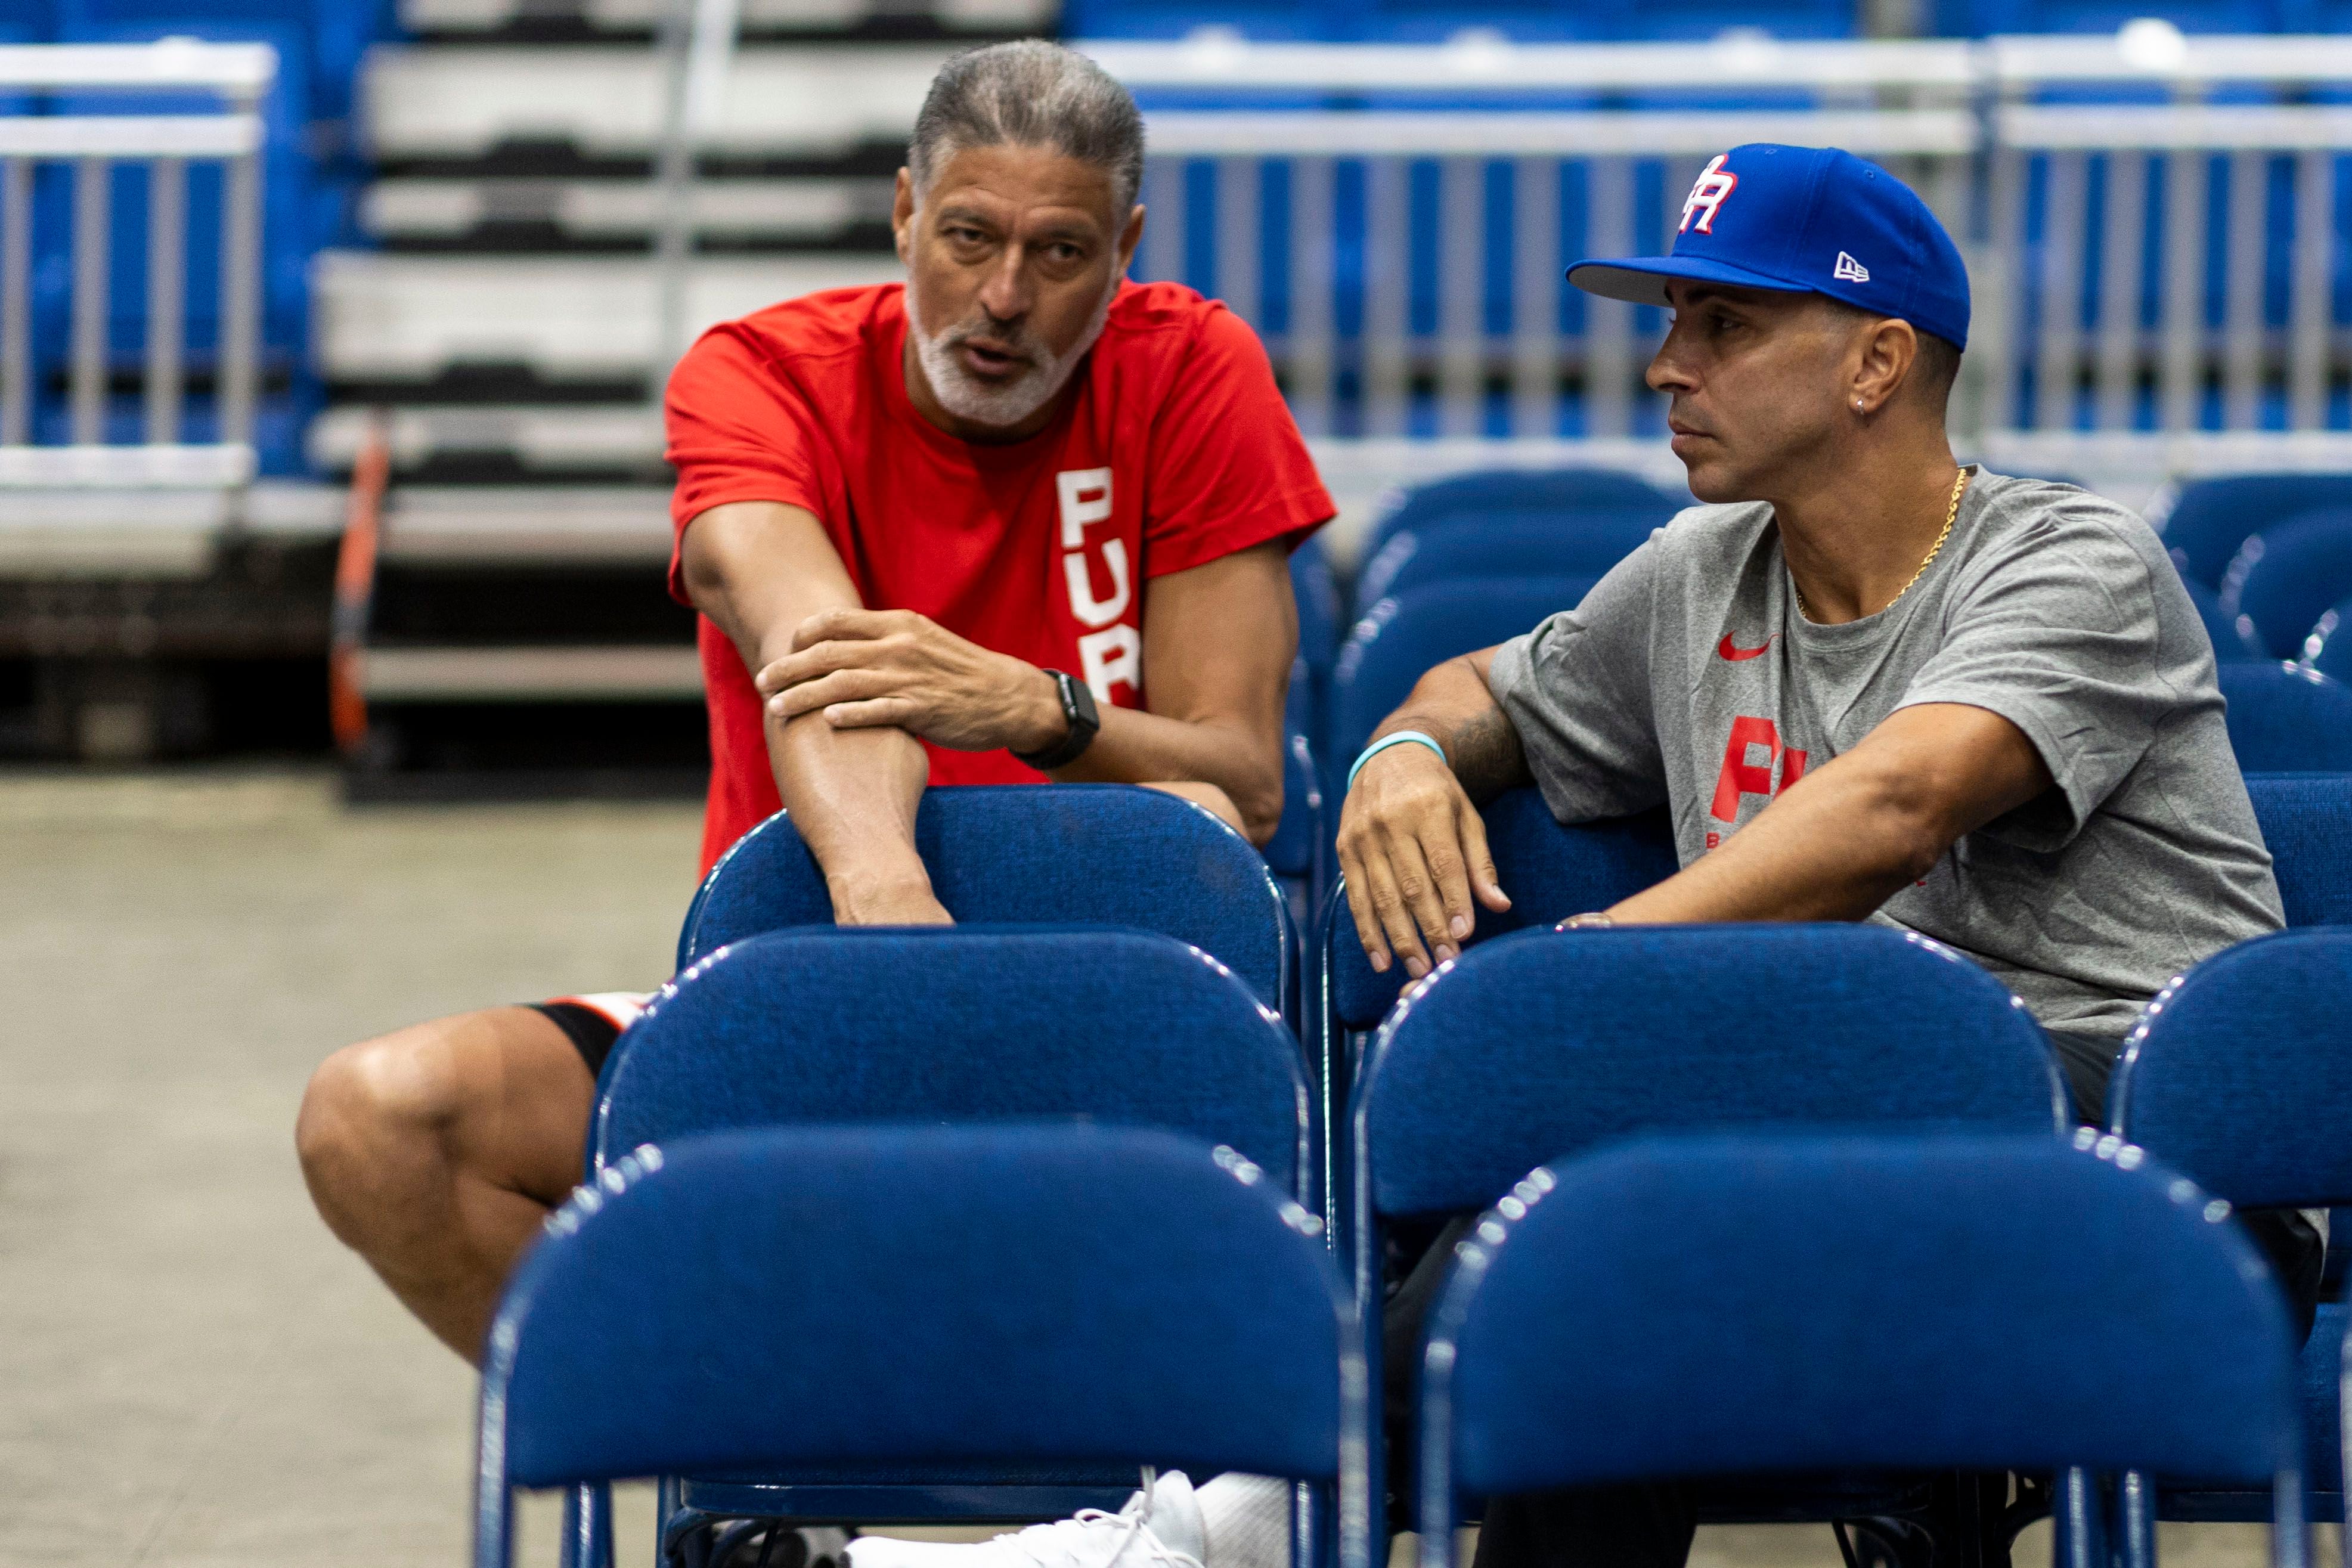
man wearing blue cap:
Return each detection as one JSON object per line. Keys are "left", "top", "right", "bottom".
{"left": 1337, "top": 145, "right": 2312, "bottom": 1564}
{"left": 863, "top": 147, "right": 2311, "bottom": 1568}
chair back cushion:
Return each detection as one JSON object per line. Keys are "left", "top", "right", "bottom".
{"left": 2219, "top": 508, "right": 2352, "bottom": 659}
{"left": 1433, "top": 1132, "right": 2298, "bottom": 1493}
{"left": 679, "top": 785, "right": 1292, "bottom": 1015}
{"left": 1365, "top": 467, "right": 1682, "bottom": 557}
{"left": 2248, "top": 773, "right": 2352, "bottom": 924}
{"left": 492, "top": 1126, "right": 1350, "bottom": 1489}
{"left": 2112, "top": 928, "right": 2352, "bottom": 1207}
{"left": 1355, "top": 514, "right": 1661, "bottom": 608}
{"left": 1331, "top": 578, "right": 1601, "bottom": 770}
{"left": 600, "top": 928, "right": 1311, "bottom": 1195}
{"left": 1359, "top": 924, "right": 2068, "bottom": 1219}
{"left": 2156, "top": 473, "right": 2352, "bottom": 586}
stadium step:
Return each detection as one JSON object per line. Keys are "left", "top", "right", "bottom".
{"left": 312, "top": 252, "right": 900, "bottom": 386}
{"left": 362, "top": 44, "right": 961, "bottom": 168}
{"left": 361, "top": 175, "right": 896, "bottom": 250}
{"left": 359, "top": 643, "right": 701, "bottom": 701}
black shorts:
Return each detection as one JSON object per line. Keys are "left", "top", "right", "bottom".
{"left": 525, "top": 991, "right": 651, "bottom": 1080}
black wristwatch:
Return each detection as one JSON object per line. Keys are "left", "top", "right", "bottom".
{"left": 1012, "top": 668, "right": 1100, "bottom": 770}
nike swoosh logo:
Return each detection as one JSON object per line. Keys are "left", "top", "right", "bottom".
{"left": 1717, "top": 633, "right": 1778, "bottom": 662}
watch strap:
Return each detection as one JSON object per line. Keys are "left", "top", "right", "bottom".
{"left": 1013, "top": 669, "right": 1100, "bottom": 770}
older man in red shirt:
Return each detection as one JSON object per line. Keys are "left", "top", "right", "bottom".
{"left": 294, "top": 39, "right": 1330, "bottom": 1368}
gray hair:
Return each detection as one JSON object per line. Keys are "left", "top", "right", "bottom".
{"left": 907, "top": 41, "right": 1146, "bottom": 218}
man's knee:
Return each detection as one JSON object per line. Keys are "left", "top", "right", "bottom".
{"left": 296, "top": 1020, "right": 473, "bottom": 1226}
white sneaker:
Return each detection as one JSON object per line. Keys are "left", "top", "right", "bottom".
{"left": 845, "top": 1470, "right": 1206, "bottom": 1568}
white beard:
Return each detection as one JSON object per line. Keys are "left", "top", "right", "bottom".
{"left": 905, "top": 268, "right": 1118, "bottom": 431}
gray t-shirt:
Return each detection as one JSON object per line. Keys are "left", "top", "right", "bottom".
{"left": 1488, "top": 467, "right": 2283, "bottom": 1040}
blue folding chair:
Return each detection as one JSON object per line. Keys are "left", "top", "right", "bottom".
{"left": 590, "top": 926, "right": 1317, "bottom": 1561}
{"left": 479, "top": 1126, "right": 1369, "bottom": 1568}
{"left": 2109, "top": 928, "right": 2352, "bottom": 1529}
{"left": 2152, "top": 473, "right": 2352, "bottom": 587}
{"left": 2221, "top": 664, "right": 2352, "bottom": 774}
{"left": 1328, "top": 578, "right": 1599, "bottom": 771}
{"left": 1362, "top": 467, "right": 1683, "bottom": 560}
{"left": 2248, "top": 774, "right": 2352, "bottom": 926}
{"left": 2219, "top": 509, "right": 2352, "bottom": 659}
{"left": 1418, "top": 1132, "right": 2309, "bottom": 1568}
{"left": 677, "top": 784, "right": 1296, "bottom": 1022}
{"left": 1352, "top": 925, "right": 2068, "bottom": 1551}
{"left": 2184, "top": 576, "right": 2269, "bottom": 662}
{"left": 1351, "top": 514, "right": 1661, "bottom": 612}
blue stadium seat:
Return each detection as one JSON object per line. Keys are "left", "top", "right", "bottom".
{"left": 478, "top": 1126, "right": 1365, "bottom": 1568}
{"left": 1352, "top": 513, "right": 1658, "bottom": 612}
{"left": 2221, "top": 664, "right": 2352, "bottom": 773}
{"left": 1417, "top": 1132, "right": 2307, "bottom": 1568}
{"left": 593, "top": 927, "right": 1318, "bottom": 1549}
{"left": 2155, "top": 475, "right": 2352, "bottom": 588}
{"left": 600, "top": 928, "right": 1311, "bottom": 1198}
{"left": 2220, "top": 509, "right": 2352, "bottom": 660}
{"left": 2109, "top": 928, "right": 2352, "bottom": 1524}
{"left": 1330, "top": 577, "right": 1597, "bottom": 770}
{"left": 1363, "top": 467, "right": 1683, "bottom": 560}
{"left": 678, "top": 785, "right": 1296, "bottom": 1021}
{"left": 2186, "top": 577, "right": 2269, "bottom": 662}
{"left": 1352, "top": 928, "right": 2065, "bottom": 1552}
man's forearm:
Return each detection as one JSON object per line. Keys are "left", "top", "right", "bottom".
{"left": 1375, "top": 653, "right": 1532, "bottom": 804}
{"left": 1054, "top": 708, "right": 1281, "bottom": 841}
{"left": 683, "top": 501, "right": 941, "bottom": 918}
{"left": 760, "top": 705, "right": 933, "bottom": 906}
{"left": 1607, "top": 755, "right": 1938, "bottom": 924}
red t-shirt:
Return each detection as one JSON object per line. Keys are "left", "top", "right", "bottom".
{"left": 665, "top": 279, "right": 1335, "bottom": 872}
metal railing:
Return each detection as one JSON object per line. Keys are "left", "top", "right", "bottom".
{"left": 0, "top": 41, "right": 272, "bottom": 488}
{"left": 1093, "top": 33, "right": 2352, "bottom": 460}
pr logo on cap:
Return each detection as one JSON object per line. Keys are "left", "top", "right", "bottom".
{"left": 1834, "top": 252, "right": 1870, "bottom": 283}
{"left": 1679, "top": 154, "right": 1738, "bottom": 235}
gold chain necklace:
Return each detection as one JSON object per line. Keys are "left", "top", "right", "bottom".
{"left": 1793, "top": 467, "right": 1970, "bottom": 623}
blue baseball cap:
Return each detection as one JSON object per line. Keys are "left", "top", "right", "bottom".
{"left": 1567, "top": 144, "right": 1969, "bottom": 351}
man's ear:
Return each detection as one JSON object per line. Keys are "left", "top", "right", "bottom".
{"left": 1117, "top": 203, "right": 1145, "bottom": 278}
{"left": 891, "top": 168, "right": 916, "bottom": 267}
{"left": 1851, "top": 316, "right": 1918, "bottom": 417}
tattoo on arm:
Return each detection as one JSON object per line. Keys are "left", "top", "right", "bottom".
{"left": 1445, "top": 706, "right": 1530, "bottom": 802}
{"left": 1378, "top": 652, "right": 1531, "bottom": 804}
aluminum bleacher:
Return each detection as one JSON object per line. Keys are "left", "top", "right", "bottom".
{"left": 308, "top": 0, "right": 1055, "bottom": 793}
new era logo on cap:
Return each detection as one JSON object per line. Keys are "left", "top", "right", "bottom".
{"left": 1563, "top": 144, "right": 1972, "bottom": 352}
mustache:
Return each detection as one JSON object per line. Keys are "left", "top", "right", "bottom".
{"left": 935, "top": 314, "right": 1038, "bottom": 364}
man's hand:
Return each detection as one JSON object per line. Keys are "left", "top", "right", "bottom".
{"left": 1336, "top": 742, "right": 1511, "bottom": 978}
{"left": 757, "top": 608, "right": 1065, "bottom": 755}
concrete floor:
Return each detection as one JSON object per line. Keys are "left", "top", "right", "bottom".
{"left": 0, "top": 769, "right": 2300, "bottom": 1567}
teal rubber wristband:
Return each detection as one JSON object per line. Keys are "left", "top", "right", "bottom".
{"left": 1347, "top": 730, "right": 1448, "bottom": 792}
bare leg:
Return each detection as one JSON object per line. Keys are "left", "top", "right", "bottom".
{"left": 1142, "top": 780, "right": 1247, "bottom": 837}
{"left": 295, "top": 1005, "right": 595, "bottom": 1365}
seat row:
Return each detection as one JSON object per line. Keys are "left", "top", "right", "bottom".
{"left": 485, "top": 778, "right": 2352, "bottom": 1567}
